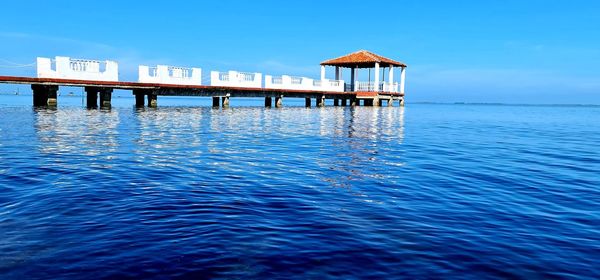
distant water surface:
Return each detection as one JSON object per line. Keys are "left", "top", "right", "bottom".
{"left": 0, "top": 95, "right": 599, "bottom": 279}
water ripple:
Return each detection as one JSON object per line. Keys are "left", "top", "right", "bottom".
{"left": 0, "top": 101, "right": 599, "bottom": 279}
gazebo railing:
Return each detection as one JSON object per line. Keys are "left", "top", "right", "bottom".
{"left": 352, "top": 81, "right": 400, "bottom": 92}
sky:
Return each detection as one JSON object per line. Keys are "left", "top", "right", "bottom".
{"left": 0, "top": 0, "right": 599, "bottom": 104}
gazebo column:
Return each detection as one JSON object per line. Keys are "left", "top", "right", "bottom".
{"left": 320, "top": 66, "right": 326, "bottom": 80}
{"left": 335, "top": 67, "right": 340, "bottom": 80}
{"left": 374, "top": 62, "right": 380, "bottom": 92}
{"left": 389, "top": 66, "right": 395, "bottom": 89}
{"left": 350, "top": 67, "right": 356, "bottom": 92}
{"left": 400, "top": 67, "right": 406, "bottom": 94}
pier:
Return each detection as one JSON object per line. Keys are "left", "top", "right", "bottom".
{"left": 0, "top": 50, "right": 406, "bottom": 108}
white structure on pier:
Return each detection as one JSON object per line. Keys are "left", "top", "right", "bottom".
{"left": 320, "top": 50, "right": 407, "bottom": 93}
{"left": 37, "top": 56, "right": 119, "bottom": 81}
{"left": 264, "top": 75, "right": 344, "bottom": 92}
{"left": 210, "top": 70, "right": 262, "bottom": 88}
{"left": 139, "top": 65, "right": 202, "bottom": 85}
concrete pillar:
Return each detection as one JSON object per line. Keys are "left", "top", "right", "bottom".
{"left": 305, "top": 97, "right": 311, "bottom": 107}
{"left": 85, "top": 87, "right": 98, "bottom": 108}
{"left": 377, "top": 98, "right": 383, "bottom": 107}
{"left": 350, "top": 98, "right": 357, "bottom": 106}
{"left": 317, "top": 95, "right": 325, "bottom": 107}
{"left": 400, "top": 97, "right": 405, "bottom": 107}
{"left": 333, "top": 99, "right": 339, "bottom": 106}
{"left": 400, "top": 67, "right": 406, "bottom": 94}
{"left": 265, "top": 97, "right": 272, "bottom": 107}
{"left": 320, "top": 66, "right": 326, "bottom": 80}
{"left": 275, "top": 96, "right": 283, "bottom": 108}
{"left": 32, "top": 84, "right": 59, "bottom": 107}
{"left": 389, "top": 66, "right": 395, "bottom": 84}
{"left": 374, "top": 62, "right": 380, "bottom": 92}
{"left": 99, "top": 88, "right": 113, "bottom": 108}
{"left": 47, "top": 87, "right": 58, "bottom": 107}
{"left": 222, "top": 96, "right": 230, "bottom": 108}
{"left": 341, "top": 99, "right": 347, "bottom": 106}
{"left": 147, "top": 93, "right": 157, "bottom": 108}
{"left": 387, "top": 99, "right": 393, "bottom": 107}
{"left": 134, "top": 90, "right": 145, "bottom": 107}
{"left": 212, "top": 96, "right": 220, "bottom": 107}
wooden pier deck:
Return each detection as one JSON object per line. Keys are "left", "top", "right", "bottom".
{"left": 0, "top": 75, "right": 404, "bottom": 108}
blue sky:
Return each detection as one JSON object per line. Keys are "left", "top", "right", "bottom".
{"left": 0, "top": 0, "right": 599, "bottom": 104}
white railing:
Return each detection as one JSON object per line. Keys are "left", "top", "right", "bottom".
{"left": 139, "top": 65, "right": 202, "bottom": 85}
{"left": 210, "top": 70, "right": 262, "bottom": 88}
{"left": 265, "top": 75, "right": 344, "bottom": 92}
{"left": 353, "top": 81, "right": 400, "bottom": 92}
{"left": 37, "top": 56, "right": 119, "bottom": 81}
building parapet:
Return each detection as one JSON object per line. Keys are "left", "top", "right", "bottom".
{"left": 265, "top": 75, "right": 344, "bottom": 92}
{"left": 37, "top": 56, "right": 118, "bottom": 82}
{"left": 139, "top": 65, "right": 201, "bottom": 85}
{"left": 210, "top": 70, "right": 262, "bottom": 88}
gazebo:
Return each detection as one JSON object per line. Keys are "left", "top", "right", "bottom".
{"left": 320, "top": 50, "right": 407, "bottom": 94}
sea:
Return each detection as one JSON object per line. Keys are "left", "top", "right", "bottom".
{"left": 0, "top": 94, "right": 599, "bottom": 279}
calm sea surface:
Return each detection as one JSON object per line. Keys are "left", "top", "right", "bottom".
{"left": 0, "top": 95, "right": 599, "bottom": 279}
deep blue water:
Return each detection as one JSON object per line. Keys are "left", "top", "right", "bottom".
{"left": 1, "top": 95, "right": 599, "bottom": 279}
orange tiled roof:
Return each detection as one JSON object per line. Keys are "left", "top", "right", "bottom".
{"left": 321, "top": 50, "right": 407, "bottom": 68}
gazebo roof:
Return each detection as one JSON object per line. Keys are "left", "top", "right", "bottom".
{"left": 320, "top": 50, "right": 407, "bottom": 68}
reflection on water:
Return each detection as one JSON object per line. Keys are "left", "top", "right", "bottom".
{"left": 3, "top": 101, "right": 599, "bottom": 279}
{"left": 34, "top": 108, "right": 120, "bottom": 157}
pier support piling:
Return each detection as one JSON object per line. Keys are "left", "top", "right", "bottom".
{"left": 350, "top": 98, "right": 357, "bottom": 107}
{"left": 265, "top": 97, "right": 272, "bottom": 108}
{"left": 341, "top": 99, "right": 347, "bottom": 106}
{"left": 222, "top": 96, "right": 230, "bottom": 108}
{"left": 400, "top": 97, "right": 405, "bottom": 107}
{"left": 212, "top": 97, "right": 220, "bottom": 107}
{"left": 85, "top": 87, "right": 98, "bottom": 108}
{"left": 333, "top": 99, "right": 340, "bottom": 106}
{"left": 31, "top": 84, "right": 58, "bottom": 107}
{"left": 275, "top": 96, "right": 283, "bottom": 108}
{"left": 147, "top": 93, "right": 157, "bottom": 108}
{"left": 387, "top": 99, "right": 393, "bottom": 107}
{"left": 134, "top": 90, "right": 146, "bottom": 107}
{"left": 377, "top": 98, "right": 383, "bottom": 107}
{"left": 317, "top": 95, "right": 325, "bottom": 107}
{"left": 99, "top": 88, "right": 113, "bottom": 108}
{"left": 305, "top": 97, "right": 311, "bottom": 107}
